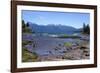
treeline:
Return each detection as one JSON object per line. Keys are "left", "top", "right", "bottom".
{"left": 22, "top": 20, "right": 32, "bottom": 33}
{"left": 82, "top": 23, "right": 90, "bottom": 34}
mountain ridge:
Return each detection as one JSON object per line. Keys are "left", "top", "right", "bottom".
{"left": 28, "top": 22, "right": 80, "bottom": 34}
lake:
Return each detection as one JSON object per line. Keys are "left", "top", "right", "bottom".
{"left": 22, "top": 33, "right": 90, "bottom": 61}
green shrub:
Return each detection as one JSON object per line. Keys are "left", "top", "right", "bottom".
{"left": 22, "top": 41, "right": 32, "bottom": 46}
{"left": 22, "top": 48, "right": 38, "bottom": 62}
{"left": 64, "top": 42, "right": 72, "bottom": 47}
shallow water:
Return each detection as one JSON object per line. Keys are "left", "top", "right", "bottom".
{"left": 31, "top": 36, "right": 85, "bottom": 56}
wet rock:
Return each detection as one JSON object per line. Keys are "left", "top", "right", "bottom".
{"left": 80, "top": 46, "right": 87, "bottom": 49}
{"left": 25, "top": 44, "right": 34, "bottom": 53}
{"left": 22, "top": 33, "right": 33, "bottom": 41}
{"left": 85, "top": 54, "right": 89, "bottom": 56}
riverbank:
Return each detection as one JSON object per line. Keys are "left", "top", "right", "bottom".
{"left": 22, "top": 33, "right": 90, "bottom": 62}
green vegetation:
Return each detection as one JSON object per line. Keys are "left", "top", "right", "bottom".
{"left": 22, "top": 48, "right": 38, "bottom": 62}
{"left": 58, "top": 35, "right": 81, "bottom": 38}
{"left": 63, "top": 34, "right": 68, "bottom": 37}
{"left": 64, "top": 42, "right": 72, "bottom": 47}
{"left": 83, "top": 23, "right": 90, "bottom": 34}
{"left": 22, "top": 40, "right": 33, "bottom": 46}
{"left": 22, "top": 20, "right": 33, "bottom": 33}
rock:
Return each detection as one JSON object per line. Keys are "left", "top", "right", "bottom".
{"left": 80, "top": 46, "right": 87, "bottom": 49}
{"left": 22, "top": 33, "right": 33, "bottom": 41}
{"left": 25, "top": 44, "right": 34, "bottom": 53}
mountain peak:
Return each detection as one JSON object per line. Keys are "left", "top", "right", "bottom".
{"left": 28, "top": 22, "right": 78, "bottom": 34}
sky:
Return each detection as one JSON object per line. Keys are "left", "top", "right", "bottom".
{"left": 22, "top": 10, "right": 90, "bottom": 29}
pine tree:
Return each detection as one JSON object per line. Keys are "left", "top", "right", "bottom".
{"left": 86, "top": 24, "right": 90, "bottom": 34}
{"left": 26, "top": 22, "right": 29, "bottom": 27}
{"left": 83, "top": 23, "right": 86, "bottom": 33}
{"left": 83, "top": 23, "right": 90, "bottom": 34}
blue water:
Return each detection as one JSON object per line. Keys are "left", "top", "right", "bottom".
{"left": 32, "top": 32, "right": 81, "bottom": 37}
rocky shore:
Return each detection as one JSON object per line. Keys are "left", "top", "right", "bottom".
{"left": 22, "top": 33, "right": 90, "bottom": 62}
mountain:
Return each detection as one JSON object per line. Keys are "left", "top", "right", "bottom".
{"left": 28, "top": 22, "right": 79, "bottom": 34}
